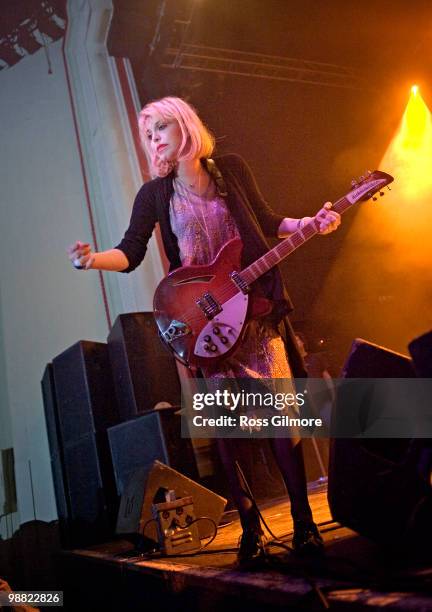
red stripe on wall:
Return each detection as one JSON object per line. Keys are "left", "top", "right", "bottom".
{"left": 62, "top": 17, "right": 112, "bottom": 330}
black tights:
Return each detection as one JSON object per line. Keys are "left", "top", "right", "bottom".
{"left": 217, "top": 437, "right": 313, "bottom": 531}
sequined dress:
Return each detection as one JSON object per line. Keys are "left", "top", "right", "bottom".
{"left": 169, "top": 177, "right": 293, "bottom": 381}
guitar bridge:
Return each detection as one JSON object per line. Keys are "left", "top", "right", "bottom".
{"left": 162, "top": 320, "right": 191, "bottom": 343}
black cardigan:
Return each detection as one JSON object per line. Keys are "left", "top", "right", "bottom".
{"left": 115, "top": 154, "right": 307, "bottom": 377}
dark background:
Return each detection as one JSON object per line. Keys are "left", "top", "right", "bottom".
{"left": 107, "top": 0, "right": 432, "bottom": 370}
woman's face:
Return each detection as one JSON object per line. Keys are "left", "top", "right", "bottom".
{"left": 145, "top": 113, "right": 183, "bottom": 162}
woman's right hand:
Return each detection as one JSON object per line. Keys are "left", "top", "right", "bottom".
{"left": 67, "top": 240, "right": 95, "bottom": 270}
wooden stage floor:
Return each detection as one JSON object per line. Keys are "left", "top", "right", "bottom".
{"left": 58, "top": 486, "right": 432, "bottom": 611}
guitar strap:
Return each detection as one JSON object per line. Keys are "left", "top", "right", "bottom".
{"left": 205, "top": 158, "right": 228, "bottom": 197}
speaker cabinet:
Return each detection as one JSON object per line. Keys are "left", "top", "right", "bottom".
{"left": 45, "top": 341, "right": 120, "bottom": 546}
{"left": 328, "top": 338, "right": 431, "bottom": 551}
{"left": 41, "top": 364, "right": 69, "bottom": 525}
{"left": 409, "top": 330, "right": 432, "bottom": 377}
{"left": 107, "top": 407, "right": 198, "bottom": 497}
{"left": 340, "top": 338, "right": 415, "bottom": 378}
{"left": 107, "top": 313, "right": 182, "bottom": 419}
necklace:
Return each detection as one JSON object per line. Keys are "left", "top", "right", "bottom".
{"left": 176, "top": 170, "right": 211, "bottom": 197}
{"left": 173, "top": 176, "right": 216, "bottom": 240}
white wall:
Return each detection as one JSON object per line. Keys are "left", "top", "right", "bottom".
{"left": 0, "top": 0, "right": 164, "bottom": 532}
{"left": 64, "top": 0, "right": 165, "bottom": 317}
{"left": 0, "top": 38, "right": 108, "bottom": 527}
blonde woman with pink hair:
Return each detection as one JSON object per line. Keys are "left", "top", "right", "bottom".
{"left": 68, "top": 96, "right": 340, "bottom": 567}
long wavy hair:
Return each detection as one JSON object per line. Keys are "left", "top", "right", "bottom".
{"left": 138, "top": 96, "right": 215, "bottom": 177}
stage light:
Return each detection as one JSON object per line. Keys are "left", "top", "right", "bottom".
{"left": 17, "top": 19, "right": 43, "bottom": 55}
{"left": 0, "top": 1, "right": 66, "bottom": 70}
{"left": 381, "top": 84, "right": 432, "bottom": 200}
{"left": 35, "top": 0, "right": 67, "bottom": 42}
{"left": 36, "top": 13, "right": 65, "bottom": 41}
{"left": 310, "top": 84, "right": 432, "bottom": 355}
{"left": 0, "top": 40, "right": 25, "bottom": 68}
{"left": 397, "top": 84, "right": 431, "bottom": 153}
{"left": 45, "top": 0, "right": 67, "bottom": 20}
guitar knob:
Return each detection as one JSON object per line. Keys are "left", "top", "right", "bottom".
{"left": 204, "top": 344, "right": 210, "bottom": 351}
{"left": 220, "top": 336, "right": 228, "bottom": 344}
{"left": 204, "top": 335, "right": 211, "bottom": 342}
{"left": 210, "top": 344, "right": 218, "bottom": 352}
{"left": 213, "top": 327, "right": 220, "bottom": 335}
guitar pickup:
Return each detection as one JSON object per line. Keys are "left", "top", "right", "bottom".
{"left": 230, "top": 271, "right": 250, "bottom": 294}
{"left": 196, "top": 293, "right": 222, "bottom": 320}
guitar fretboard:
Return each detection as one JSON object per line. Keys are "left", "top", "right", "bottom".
{"left": 241, "top": 195, "right": 352, "bottom": 284}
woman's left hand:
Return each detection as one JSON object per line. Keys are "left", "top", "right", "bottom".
{"left": 314, "top": 202, "right": 341, "bottom": 235}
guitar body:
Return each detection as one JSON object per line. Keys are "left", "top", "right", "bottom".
{"left": 153, "top": 238, "right": 272, "bottom": 367}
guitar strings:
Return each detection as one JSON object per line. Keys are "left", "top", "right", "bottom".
{"left": 171, "top": 182, "right": 351, "bottom": 327}
{"left": 174, "top": 186, "right": 380, "bottom": 328}
{"left": 177, "top": 226, "right": 316, "bottom": 326}
{"left": 178, "top": 231, "right": 310, "bottom": 325}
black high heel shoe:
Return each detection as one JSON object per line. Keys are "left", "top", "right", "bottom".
{"left": 292, "top": 520, "right": 324, "bottom": 555}
{"left": 237, "top": 528, "right": 267, "bottom": 568}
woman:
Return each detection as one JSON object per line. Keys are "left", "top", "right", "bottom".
{"left": 67, "top": 96, "right": 340, "bottom": 566}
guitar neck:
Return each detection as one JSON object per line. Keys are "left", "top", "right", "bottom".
{"left": 241, "top": 195, "right": 353, "bottom": 285}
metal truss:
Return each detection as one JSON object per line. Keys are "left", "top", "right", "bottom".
{"left": 161, "top": 43, "right": 367, "bottom": 91}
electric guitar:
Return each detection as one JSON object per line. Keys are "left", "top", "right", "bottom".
{"left": 153, "top": 171, "right": 394, "bottom": 367}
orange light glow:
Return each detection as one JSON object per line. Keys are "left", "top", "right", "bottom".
{"left": 311, "top": 85, "right": 432, "bottom": 354}
{"left": 380, "top": 85, "right": 432, "bottom": 200}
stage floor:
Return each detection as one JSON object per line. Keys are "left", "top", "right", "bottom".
{"left": 58, "top": 486, "right": 432, "bottom": 611}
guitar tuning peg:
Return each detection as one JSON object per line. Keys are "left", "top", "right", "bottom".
{"left": 372, "top": 196, "right": 378, "bottom": 201}
{"left": 379, "top": 191, "right": 384, "bottom": 196}
{"left": 359, "top": 175, "right": 365, "bottom": 183}
{"left": 387, "top": 186, "right": 392, "bottom": 191}
{"left": 351, "top": 179, "right": 358, "bottom": 187}
{"left": 367, "top": 170, "right": 372, "bottom": 176}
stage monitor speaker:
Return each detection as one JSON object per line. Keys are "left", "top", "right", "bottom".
{"left": 107, "top": 313, "right": 182, "bottom": 420}
{"left": 340, "top": 337, "right": 415, "bottom": 378}
{"left": 41, "top": 364, "right": 70, "bottom": 527}
{"left": 328, "top": 338, "right": 431, "bottom": 551}
{"left": 328, "top": 437, "right": 431, "bottom": 549}
{"left": 408, "top": 330, "right": 432, "bottom": 377}
{"left": 333, "top": 338, "right": 416, "bottom": 445}
{"left": 116, "top": 460, "right": 226, "bottom": 541}
{"left": 46, "top": 341, "right": 120, "bottom": 547}
{"left": 107, "top": 407, "right": 198, "bottom": 497}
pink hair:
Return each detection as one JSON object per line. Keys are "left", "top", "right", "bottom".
{"left": 138, "top": 97, "right": 215, "bottom": 177}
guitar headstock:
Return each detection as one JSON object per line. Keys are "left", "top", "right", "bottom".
{"left": 347, "top": 170, "right": 394, "bottom": 204}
